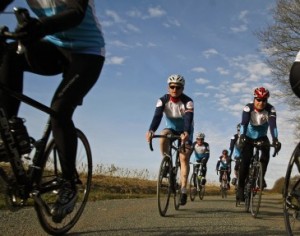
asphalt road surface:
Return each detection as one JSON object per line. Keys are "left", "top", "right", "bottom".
{"left": 0, "top": 194, "right": 289, "bottom": 235}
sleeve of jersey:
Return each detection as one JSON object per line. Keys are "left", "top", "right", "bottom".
{"left": 269, "top": 107, "right": 278, "bottom": 140}
{"left": 206, "top": 145, "right": 210, "bottom": 159}
{"left": 184, "top": 100, "right": 194, "bottom": 134}
{"left": 39, "top": 0, "right": 88, "bottom": 35}
{"left": 148, "top": 99, "right": 164, "bottom": 132}
{"left": 240, "top": 105, "right": 251, "bottom": 135}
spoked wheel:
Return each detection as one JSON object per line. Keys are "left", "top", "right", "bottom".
{"left": 250, "top": 162, "right": 263, "bottom": 218}
{"left": 157, "top": 156, "right": 172, "bottom": 217}
{"left": 221, "top": 181, "right": 227, "bottom": 199}
{"left": 34, "top": 129, "right": 92, "bottom": 235}
{"left": 173, "top": 165, "right": 181, "bottom": 210}
{"left": 189, "top": 173, "right": 197, "bottom": 202}
{"left": 283, "top": 143, "right": 300, "bottom": 236}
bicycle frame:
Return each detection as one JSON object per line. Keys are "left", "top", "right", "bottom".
{"left": 0, "top": 81, "right": 55, "bottom": 199}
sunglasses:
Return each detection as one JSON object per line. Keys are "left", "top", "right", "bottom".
{"left": 255, "top": 98, "right": 267, "bottom": 103}
{"left": 169, "top": 85, "right": 183, "bottom": 90}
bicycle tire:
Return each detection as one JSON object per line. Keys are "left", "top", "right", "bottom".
{"left": 250, "top": 161, "right": 263, "bottom": 218}
{"left": 34, "top": 129, "right": 92, "bottom": 235}
{"left": 189, "top": 173, "right": 196, "bottom": 202}
{"left": 283, "top": 143, "right": 300, "bottom": 236}
{"left": 173, "top": 165, "right": 181, "bottom": 210}
{"left": 199, "top": 183, "right": 205, "bottom": 200}
{"left": 157, "top": 156, "right": 171, "bottom": 217}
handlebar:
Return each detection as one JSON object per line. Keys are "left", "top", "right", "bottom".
{"left": 252, "top": 140, "right": 278, "bottom": 157}
{"left": 149, "top": 133, "right": 181, "bottom": 152}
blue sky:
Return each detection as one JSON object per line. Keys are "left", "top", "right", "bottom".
{"left": 0, "top": 0, "right": 296, "bottom": 188}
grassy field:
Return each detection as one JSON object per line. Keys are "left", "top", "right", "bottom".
{"left": 0, "top": 164, "right": 284, "bottom": 209}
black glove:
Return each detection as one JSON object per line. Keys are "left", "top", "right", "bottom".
{"left": 0, "top": 0, "right": 13, "bottom": 12}
{"left": 201, "top": 158, "right": 207, "bottom": 164}
{"left": 273, "top": 138, "right": 281, "bottom": 154}
{"left": 15, "top": 17, "right": 45, "bottom": 44}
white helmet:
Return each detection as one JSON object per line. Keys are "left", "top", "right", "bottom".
{"left": 167, "top": 74, "right": 185, "bottom": 86}
{"left": 196, "top": 132, "right": 205, "bottom": 139}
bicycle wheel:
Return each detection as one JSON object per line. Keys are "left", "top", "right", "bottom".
{"left": 250, "top": 162, "right": 263, "bottom": 218}
{"left": 157, "top": 156, "right": 171, "bottom": 217}
{"left": 173, "top": 165, "right": 181, "bottom": 210}
{"left": 199, "top": 181, "right": 205, "bottom": 200}
{"left": 34, "top": 129, "right": 92, "bottom": 235}
{"left": 189, "top": 173, "right": 197, "bottom": 202}
{"left": 283, "top": 143, "right": 300, "bottom": 236}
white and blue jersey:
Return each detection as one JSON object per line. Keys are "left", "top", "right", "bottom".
{"left": 229, "top": 133, "right": 241, "bottom": 159}
{"left": 26, "top": 0, "right": 105, "bottom": 56}
{"left": 240, "top": 102, "right": 278, "bottom": 140}
{"left": 149, "top": 93, "right": 194, "bottom": 141}
{"left": 193, "top": 142, "right": 210, "bottom": 162}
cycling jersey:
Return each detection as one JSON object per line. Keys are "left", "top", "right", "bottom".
{"left": 193, "top": 142, "right": 210, "bottom": 161}
{"left": 149, "top": 93, "right": 194, "bottom": 137}
{"left": 240, "top": 102, "right": 278, "bottom": 140}
{"left": 27, "top": 0, "right": 105, "bottom": 55}
{"left": 216, "top": 156, "right": 231, "bottom": 170}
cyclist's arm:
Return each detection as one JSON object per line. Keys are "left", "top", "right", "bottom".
{"left": 268, "top": 106, "right": 278, "bottom": 140}
{"left": 183, "top": 100, "right": 194, "bottom": 135}
{"left": 205, "top": 143, "right": 210, "bottom": 159}
{"left": 240, "top": 105, "right": 251, "bottom": 135}
{"left": 148, "top": 99, "right": 164, "bottom": 133}
{"left": 34, "top": 0, "right": 89, "bottom": 35}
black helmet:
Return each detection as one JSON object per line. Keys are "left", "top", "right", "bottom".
{"left": 290, "top": 62, "right": 300, "bottom": 98}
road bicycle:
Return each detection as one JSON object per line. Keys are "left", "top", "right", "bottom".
{"left": 149, "top": 133, "right": 184, "bottom": 217}
{"left": 0, "top": 8, "right": 92, "bottom": 235}
{"left": 189, "top": 161, "right": 206, "bottom": 201}
{"left": 218, "top": 169, "right": 229, "bottom": 199}
{"left": 283, "top": 142, "right": 300, "bottom": 236}
{"left": 241, "top": 140, "right": 276, "bottom": 218}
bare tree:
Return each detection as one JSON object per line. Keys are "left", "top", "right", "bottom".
{"left": 257, "top": 0, "right": 300, "bottom": 137}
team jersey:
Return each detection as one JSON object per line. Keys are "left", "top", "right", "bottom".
{"left": 193, "top": 142, "right": 210, "bottom": 161}
{"left": 26, "top": 0, "right": 105, "bottom": 56}
{"left": 216, "top": 156, "right": 231, "bottom": 170}
{"left": 240, "top": 102, "right": 278, "bottom": 140}
{"left": 149, "top": 93, "right": 194, "bottom": 138}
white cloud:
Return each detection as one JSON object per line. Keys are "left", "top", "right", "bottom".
{"left": 192, "top": 67, "right": 206, "bottom": 73}
{"left": 195, "top": 78, "right": 210, "bottom": 84}
{"left": 230, "top": 25, "right": 248, "bottom": 33}
{"left": 126, "top": 23, "right": 140, "bottom": 32}
{"left": 194, "top": 92, "right": 210, "bottom": 97}
{"left": 203, "top": 48, "right": 218, "bottom": 58}
{"left": 106, "top": 10, "right": 124, "bottom": 23}
{"left": 148, "top": 6, "right": 166, "bottom": 18}
{"left": 106, "top": 56, "right": 126, "bottom": 65}
{"left": 217, "top": 67, "right": 229, "bottom": 75}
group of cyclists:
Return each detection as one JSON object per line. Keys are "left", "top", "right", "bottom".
{"left": 146, "top": 75, "right": 282, "bottom": 205}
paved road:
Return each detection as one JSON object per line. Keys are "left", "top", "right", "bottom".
{"left": 0, "top": 194, "right": 288, "bottom": 235}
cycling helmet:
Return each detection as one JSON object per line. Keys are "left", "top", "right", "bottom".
{"left": 167, "top": 74, "right": 185, "bottom": 87}
{"left": 290, "top": 63, "right": 300, "bottom": 98}
{"left": 196, "top": 132, "right": 205, "bottom": 139}
{"left": 253, "top": 87, "right": 270, "bottom": 99}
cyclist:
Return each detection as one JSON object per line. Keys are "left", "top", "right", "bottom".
{"left": 146, "top": 74, "right": 194, "bottom": 206}
{"left": 0, "top": 0, "right": 105, "bottom": 222}
{"left": 191, "top": 132, "right": 210, "bottom": 185}
{"left": 236, "top": 87, "right": 281, "bottom": 201}
{"left": 229, "top": 123, "right": 241, "bottom": 187}
{"left": 216, "top": 149, "right": 231, "bottom": 189}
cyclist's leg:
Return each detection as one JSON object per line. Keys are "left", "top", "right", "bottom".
{"left": 179, "top": 143, "right": 192, "bottom": 205}
{"left": 159, "top": 129, "right": 172, "bottom": 157}
{"left": 259, "top": 137, "right": 270, "bottom": 188}
{"left": 50, "top": 52, "right": 104, "bottom": 219}
{"left": 238, "top": 143, "right": 253, "bottom": 200}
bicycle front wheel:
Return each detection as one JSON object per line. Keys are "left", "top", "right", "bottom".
{"left": 283, "top": 143, "right": 300, "bottom": 236}
{"left": 189, "top": 173, "right": 197, "bottom": 202}
{"left": 250, "top": 162, "right": 263, "bottom": 218}
{"left": 244, "top": 181, "right": 251, "bottom": 213}
{"left": 199, "top": 183, "right": 205, "bottom": 200}
{"left": 157, "top": 156, "right": 171, "bottom": 217}
{"left": 173, "top": 165, "right": 181, "bottom": 210}
{"left": 35, "top": 129, "right": 92, "bottom": 235}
